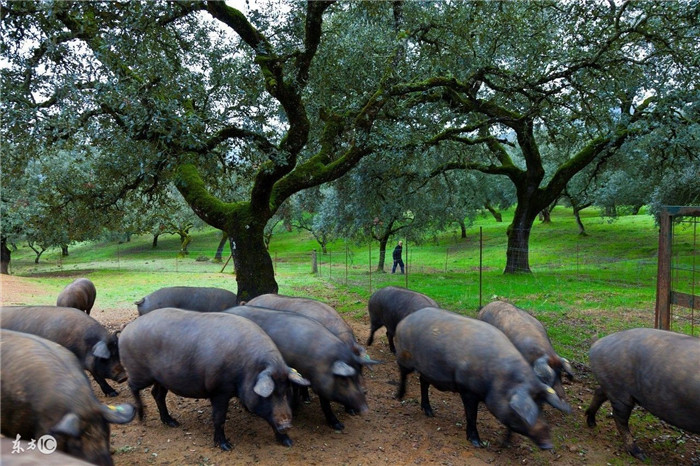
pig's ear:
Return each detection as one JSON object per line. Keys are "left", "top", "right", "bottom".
{"left": 355, "top": 354, "right": 383, "bottom": 366}
{"left": 560, "top": 357, "right": 575, "bottom": 380}
{"left": 51, "top": 413, "right": 81, "bottom": 438}
{"left": 253, "top": 370, "right": 275, "bottom": 397}
{"left": 288, "top": 367, "right": 311, "bottom": 386}
{"left": 92, "top": 341, "right": 110, "bottom": 359}
{"left": 509, "top": 387, "right": 539, "bottom": 427}
{"left": 331, "top": 361, "right": 356, "bottom": 377}
{"left": 541, "top": 384, "right": 571, "bottom": 413}
{"left": 100, "top": 403, "right": 136, "bottom": 424}
{"left": 533, "top": 356, "right": 556, "bottom": 387}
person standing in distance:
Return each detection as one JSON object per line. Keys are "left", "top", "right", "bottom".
{"left": 392, "top": 240, "right": 404, "bottom": 274}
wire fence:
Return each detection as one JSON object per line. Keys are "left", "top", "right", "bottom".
{"left": 7, "top": 226, "right": 697, "bottom": 336}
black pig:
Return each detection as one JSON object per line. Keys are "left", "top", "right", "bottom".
{"left": 367, "top": 286, "right": 438, "bottom": 353}
{"left": 224, "top": 305, "right": 379, "bottom": 431}
{"left": 119, "top": 307, "right": 309, "bottom": 450}
{"left": 56, "top": 278, "right": 97, "bottom": 315}
{"left": 478, "top": 301, "right": 574, "bottom": 399}
{"left": 246, "top": 293, "right": 366, "bottom": 358}
{"left": 0, "top": 306, "right": 126, "bottom": 396}
{"left": 135, "top": 286, "right": 237, "bottom": 315}
{"left": 586, "top": 328, "right": 700, "bottom": 460}
{"left": 395, "top": 307, "right": 571, "bottom": 449}
{"left": 1, "top": 329, "right": 135, "bottom": 466}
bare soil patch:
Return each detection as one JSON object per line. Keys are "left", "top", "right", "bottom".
{"left": 2, "top": 275, "right": 698, "bottom": 465}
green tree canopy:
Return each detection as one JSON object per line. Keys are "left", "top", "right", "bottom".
{"left": 2, "top": 0, "right": 697, "bottom": 287}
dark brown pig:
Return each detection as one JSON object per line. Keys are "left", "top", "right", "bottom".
{"left": 119, "top": 308, "right": 310, "bottom": 450}
{"left": 477, "top": 301, "right": 574, "bottom": 399}
{"left": 0, "top": 306, "right": 126, "bottom": 396}
{"left": 135, "top": 286, "right": 237, "bottom": 315}
{"left": 585, "top": 328, "right": 700, "bottom": 460}
{"left": 367, "top": 286, "right": 438, "bottom": 353}
{"left": 56, "top": 278, "right": 97, "bottom": 315}
{"left": 246, "top": 293, "right": 366, "bottom": 357}
{"left": 224, "top": 305, "right": 380, "bottom": 431}
{"left": 395, "top": 307, "right": 571, "bottom": 449}
{"left": 1, "top": 329, "right": 135, "bottom": 466}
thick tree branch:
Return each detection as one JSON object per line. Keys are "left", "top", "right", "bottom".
{"left": 296, "top": 1, "right": 335, "bottom": 87}
{"left": 174, "top": 163, "right": 239, "bottom": 231}
{"left": 199, "top": 125, "right": 276, "bottom": 154}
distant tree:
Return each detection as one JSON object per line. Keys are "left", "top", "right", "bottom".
{"left": 0, "top": 149, "right": 110, "bottom": 271}
{"left": 649, "top": 163, "right": 700, "bottom": 220}
{"left": 397, "top": 1, "right": 699, "bottom": 272}
{"left": 285, "top": 188, "right": 336, "bottom": 254}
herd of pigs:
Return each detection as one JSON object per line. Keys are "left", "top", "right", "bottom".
{"left": 1, "top": 278, "right": 699, "bottom": 465}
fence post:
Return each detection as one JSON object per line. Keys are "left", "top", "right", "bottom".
{"left": 311, "top": 250, "right": 318, "bottom": 274}
{"left": 329, "top": 250, "right": 332, "bottom": 280}
{"left": 655, "top": 210, "right": 672, "bottom": 329}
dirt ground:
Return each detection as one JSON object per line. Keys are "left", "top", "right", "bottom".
{"left": 2, "top": 275, "right": 699, "bottom": 465}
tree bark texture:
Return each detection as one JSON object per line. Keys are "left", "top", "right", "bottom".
{"left": 376, "top": 235, "right": 389, "bottom": 272}
{"left": 1, "top": 238, "right": 10, "bottom": 275}
{"left": 505, "top": 203, "right": 540, "bottom": 274}
{"left": 231, "top": 225, "right": 278, "bottom": 302}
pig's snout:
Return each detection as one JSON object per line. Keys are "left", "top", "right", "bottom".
{"left": 273, "top": 409, "right": 293, "bottom": 432}
{"left": 537, "top": 440, "right": 553, "bottom": 450}
{"left": 275, "top": 418, "right": 292, "bottom": 432}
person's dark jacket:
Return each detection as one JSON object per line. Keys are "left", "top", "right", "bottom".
{"left": 393, "top": 245, "right": 402, "bottom": 261}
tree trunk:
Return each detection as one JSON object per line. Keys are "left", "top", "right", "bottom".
{"left": 1, "top": 237, "right": 10, "bottom": 275}
{"left": 229, "top": 222, "right": 278, "bottom": 303}
{"left": 152, "top": 234, "right": 159, "bottom": 248}
{"left": 539, "top": 208, "right": 552, "bottom": 223}
{"left": 61, "top": 245, "right": 69, "bottom": 256}
{"left": 376, "top": 235, "right": 390, "bottom": 272}
{"left": 504, "top": 204, "right": 539, "bottom": 274}
{"left": 484, "top": 202, "right": 502, "bottom": 222}
{"left": 179, "top": 233, "right": 191, "bottom": 255}
{"left": 458, "top": 220, "right": 467, "bottom": 238}
{"left": 27, "top": 242, "right": 45, "bottom": 264}
{"left": 214, "top": 230, "right": 227, "bottom": 262}
{"left": 573, "top": 207, "right": 588, "bottom": 236}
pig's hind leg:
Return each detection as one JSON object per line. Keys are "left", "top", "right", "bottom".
{"left": 151, "top": 382, "right": 180, "bottom": 427}
{"left": 419, "top": 375, "right": 434, "bottom": 417}
{"left": 585, "top": 386, "right": 608, "bottom": 427}
{"left": 609, "top": 398, "right": 646, "bottom": 461}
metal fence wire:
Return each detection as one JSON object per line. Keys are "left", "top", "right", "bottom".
{"left": 9, "top": 219, "right": 697, "bottom": 336}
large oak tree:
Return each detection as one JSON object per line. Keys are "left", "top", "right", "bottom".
{"left": 2, "top": 1, "right": 406, "bottom": 298}
{"left": 393, "top": 1, "right": 699, "bottom": 272}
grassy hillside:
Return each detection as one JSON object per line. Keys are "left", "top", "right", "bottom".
{"left": 4, "top": 206, "right": 697, "bottom": 364}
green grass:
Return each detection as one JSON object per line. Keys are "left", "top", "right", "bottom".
{"left": 4, "top": 206, "right": 698, "bottom": 364}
